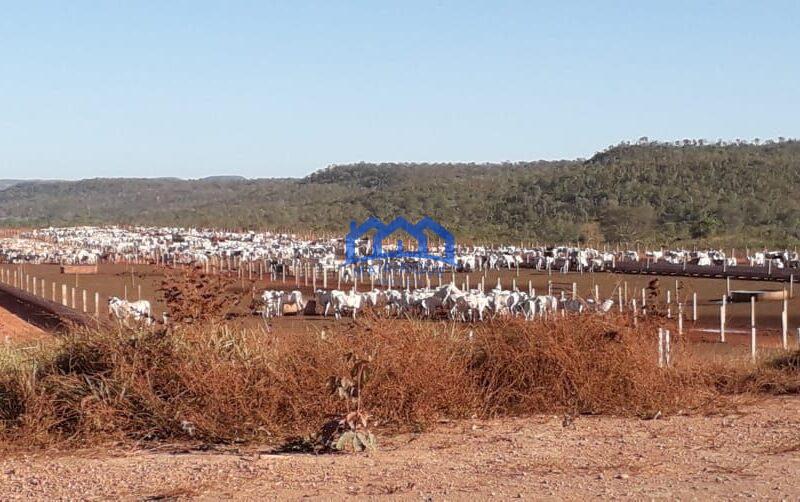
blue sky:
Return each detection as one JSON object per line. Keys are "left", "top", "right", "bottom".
{"left": 0, "top": 1, "right": 797, "bottom": 179}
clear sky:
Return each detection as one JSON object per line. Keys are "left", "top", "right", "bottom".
{"left": 1, "top": 1, "right": 797, "bottom": 180}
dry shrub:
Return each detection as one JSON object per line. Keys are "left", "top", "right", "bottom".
{"left": 158, "top": 267, "right": 243, "bottom": 324}
{"left": 713, "top": 350, "right": 800, "bottom": 395}
{"left": 467, "top": 316, "right": 705, "bottom": 417}
{"left": 0, "top": 313, "right": 778, "bottom": 449}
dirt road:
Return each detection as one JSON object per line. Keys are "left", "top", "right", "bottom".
{"left": 1, "top": 397, "right": 798, "bottom": 500}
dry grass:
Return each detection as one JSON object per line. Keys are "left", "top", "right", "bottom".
{"left": 711, "top": 349, "right": 800, "bottom": 395}
{"left": 0, "top": 314, "right": 794, "bottom": 449}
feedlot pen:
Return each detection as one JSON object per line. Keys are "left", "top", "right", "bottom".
{"left": 0, "top": 262, "right": 798, "bottom": 358}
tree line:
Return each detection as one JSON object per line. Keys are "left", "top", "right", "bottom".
{"left": 0, "top": 141, "right": 798, "bottom": 247}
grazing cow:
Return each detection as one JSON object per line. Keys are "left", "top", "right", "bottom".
{"left": 360, "top": 289, "right": 386, "bottom": 309}
{"left": 331, "top": 290, "right": 363, "bottom": 319}
{"left": 520, "top": 297, "right": 539, "bottom": 320}
{"left": 450, "top": 293, "right": 490, "bottom": 322}
{"left": 383, "top": 289, "right": 405, "bottom": 315}
{"left": 108, "top": 297, "right": 153, "bottom": 326}
{"left": 535, "top": 295, "right": 559, "bottom": 314}
{"left": 419, "top": 293, "right": 445, "bottom": 317}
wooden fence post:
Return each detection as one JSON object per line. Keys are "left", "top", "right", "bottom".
{"left": 782, "top": 295, "right": 788, "bottom": 350}
{"left": 641, "top": 288, "right": 646, "bottom": 314}
{"left": 665, "top": 329, "right": 671, "bottom": 367}
{"left": 750, "top": 296, "right": 757, "bottom": 363}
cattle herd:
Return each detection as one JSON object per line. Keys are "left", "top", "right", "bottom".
{"left": 261, "top": 283, "right": 613, "bottom": 322}
{"left": 0, "top": 226, "right": 798, "bottom": 326}
{"left": 0, "top": 226, "right": 797, "bottom": 271}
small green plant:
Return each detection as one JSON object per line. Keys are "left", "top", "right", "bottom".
{"left": 317, "top": 352, "right": 377, "bottom": 452}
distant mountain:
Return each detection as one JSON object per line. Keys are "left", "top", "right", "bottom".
{"left": 0, "top": 180, "right": 31, "bottom": 191}
{"left": 0, "top": 141, "right": 798, "bottom": 246}
{"left": 199, "top": 175, "right": 248, "bottom": 182}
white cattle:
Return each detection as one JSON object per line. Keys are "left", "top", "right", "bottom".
{"left": 331, "top": 290, "right": 363, "bottom": 319}
{"left": 108, "top": 297, "right": 153, "bottom": 326}
{"left": 315, "top": 289, "right": 335, "bottom": 316}
{"left": 360, "top": 289, "right": 386, "bottom": 309}
{"left": 535, "top": 295, "right": 559, "bottom": 314}
{"left": 261, "top": 290, "right": 284, "bottom": 318}
{"left": 280, "top": 290, "right": 306, "bottom": 313}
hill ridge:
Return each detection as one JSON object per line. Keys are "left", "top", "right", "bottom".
{"left": 0, "top": 142, "right": 798, "bottom": 245}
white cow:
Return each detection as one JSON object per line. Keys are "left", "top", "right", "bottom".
{"left": 315, "top": 289, "right": 334, "bottom": 316}
{"left": 331, "top": 290, "right": 363, "bottom": 319}
{"left": 280, "top": 290, "right": 306, "bottom": 313}
{"left": 360, "top": 289, "right": 386, "bottom": 309}
{"left": 261, "top": 290, "right": 284, "bottom": 318}
{"left": 108, "top": 297, "right": 153, "bottom": 326}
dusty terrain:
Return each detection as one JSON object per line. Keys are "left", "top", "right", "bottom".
{"left": 1, "top": 397, "right": 798, "bottom": 500}
{"left": 0, "top": 304, "right": 45, "bottom": 345}
{"left": 2, "top": 262, "right": 798, "bottom": 328}
{"left": 2, "top": 262, "right": 799, "bottom": 363}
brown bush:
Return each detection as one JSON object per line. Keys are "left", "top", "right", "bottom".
{"left": 0, "top": 314, "right": 769, "bottom": 448}
{"left": 712, "top": 350, "right": 800, "bottom": 395}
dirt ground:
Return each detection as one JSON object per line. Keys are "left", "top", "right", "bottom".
{"left": 2, "top": 263, "right": 798, "bottom": 358}
{"left": 2, "top": 263, "right": 798, "bottom": 327}
{"left": 0, "top": 396, "right": 797, "bottom": 500}
{"left": 0, "top": 305, "right": 45, "bottom": 345}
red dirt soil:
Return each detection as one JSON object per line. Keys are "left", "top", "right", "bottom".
{"left": 1, "top": 263, "right": 798, "bottom": 357}
{"left": 0, "top": 305, "right": 46, "bottom": 345}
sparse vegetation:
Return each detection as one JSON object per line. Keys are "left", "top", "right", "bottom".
{"left": 2, "top": 312, "right": 786, "bottom": 450}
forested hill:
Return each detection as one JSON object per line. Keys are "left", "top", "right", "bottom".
{"left": 0, "top": 141, "right": 798, "bottom": 246}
